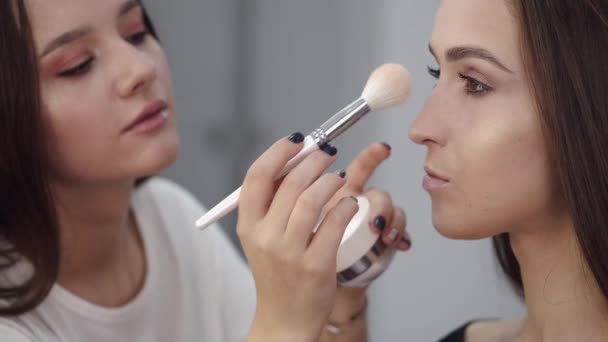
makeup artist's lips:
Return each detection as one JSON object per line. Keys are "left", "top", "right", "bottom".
{"left": 423, "top": 165, "right": 450, "bottom": 192}
{"left": 123, "top": 100, "right": 169, "bottom": 134}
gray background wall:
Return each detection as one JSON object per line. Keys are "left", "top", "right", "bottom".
{"left": 146, "top": 1, "right": 525, "bottom": 340}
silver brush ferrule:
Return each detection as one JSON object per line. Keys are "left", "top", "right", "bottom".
{"left": 309, "top": 97, "right": 371, "bottom": 147}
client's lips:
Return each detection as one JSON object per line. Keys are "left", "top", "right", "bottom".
{"left": 423, "top": 165, "right": 449, "bottom": 192}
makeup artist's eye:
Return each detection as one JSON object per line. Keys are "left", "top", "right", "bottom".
{"left": 427, "top": 66, "right": 440, "bottom": 79}
{"left": 127, "top": 30, "right": 150, "bottom": 45}
{"left": 458, "top": 73, "right": 491, "bottom": 96}
{"left": 58, "top": 57, "right": 94, "bottom": 77}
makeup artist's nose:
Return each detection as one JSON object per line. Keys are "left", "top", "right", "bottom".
{"left": 408, "top": 92, "right": 445, "bottom": 147}
{"left": 114, "top": 43, "right": 157, "bottom": 98}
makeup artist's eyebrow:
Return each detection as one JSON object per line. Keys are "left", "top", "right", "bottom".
{"left": 40, "top": 0, "right": 141, "bottom": 58}
{"left": 428, "top": 44, "right": 514, "bottom": 74}
{"left": 40, "top": 27, "right": 93, "bottom": 58}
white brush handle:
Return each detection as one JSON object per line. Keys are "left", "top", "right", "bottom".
{"left": 196, "top": 135, "right": 321, "bottom": 230}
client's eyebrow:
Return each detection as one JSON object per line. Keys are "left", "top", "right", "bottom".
{"left": 428, "top": 44, "right": 514, "bottom": 74}
{"left": 40, "top": 0, "right": 141, "bottom": 58}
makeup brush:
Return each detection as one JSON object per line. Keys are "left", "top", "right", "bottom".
{"left": 196, "top": 63, "right": 412, "bottom": 230}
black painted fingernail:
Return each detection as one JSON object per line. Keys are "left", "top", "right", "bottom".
{"left": 381, "top": 142, "right": 392, "bottom": 151}
{"left": 373, "top": 216, "right": 386, "bottom": 231}
{"left": 349, "top": 196, "right": 358, "bottom": 203}
{"left": 402, "top": 236, "right": 412, "bottom": 247}
{"left": 321, "top": 144, "right": 338, "bottom": 156}
{"left": 288, "top": 132, "right": 305, "bottom": 144}
{"left": 338, "top": 170, "right": 346, "bottom": 178}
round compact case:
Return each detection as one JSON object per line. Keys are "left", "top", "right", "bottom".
{"left": 335, "top": 195, "right": 396, "bottom": 287}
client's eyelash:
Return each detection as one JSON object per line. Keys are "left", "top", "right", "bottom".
{"left": 427, "top": 66, "right": 440, "bottom": 79}
{"left": 458, "top": 73, "right": 492, "bottom": 96}
{"left": 427, "top": 65, "right": 492, "bottom": 97}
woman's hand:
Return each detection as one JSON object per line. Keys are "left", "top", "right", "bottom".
{"left": 240, "top": 133, "right": 357, "bottom": 342}
{"left": 239, "top": 135, "right": 410, "bottom": 342}
{"left": 325, "top": 142, "right": 411, "bottom": 252}
{"left": 321, "top": 143, "right": 410, "bottom": 340}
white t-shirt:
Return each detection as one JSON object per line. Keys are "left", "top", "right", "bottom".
{"left": 0, "top": 178, "right": 256, "bottom": 342}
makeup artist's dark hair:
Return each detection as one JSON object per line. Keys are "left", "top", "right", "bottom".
{"left": 0, "top": 0, "right": 158, "bottom": 316}
{"left": 494, "top": 1, "right": 608, "bottom": 300}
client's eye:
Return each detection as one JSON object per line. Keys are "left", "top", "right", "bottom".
{"left": 427, "top": 66, "right": 440, "bottom": 79}
{"left": 458, "top": 73, "right": 491, "bottom": 96}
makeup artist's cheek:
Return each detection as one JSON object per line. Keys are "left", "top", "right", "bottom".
{"left": 41, "top": 87, "right": 104, "bottom": 138}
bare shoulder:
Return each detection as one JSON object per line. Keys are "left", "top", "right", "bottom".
{"left": 465, "top": 319, "right": 523, "bottom": 342}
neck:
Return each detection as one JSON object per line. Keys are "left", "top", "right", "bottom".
{"left": 511, "top": 212, "right": 608, "bottom": 342}
{"left": 52, "top": 178, "right": 146, "bottom": 307}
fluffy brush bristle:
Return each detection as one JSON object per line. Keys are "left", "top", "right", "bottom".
{"left": 361, "top": 63, "right": 411, "bottom": 111}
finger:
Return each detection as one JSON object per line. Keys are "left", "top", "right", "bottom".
{"left": 240, "top": 133, "right": 305, "bottom": 224}
{"left": 344, "top": 142, "right": 391, "bottom": 193}
{"left": 284, "top": 170, "right": 347, "bottom": 250}
{"left": 308, "top": 196, "right": 359, "bottom": 262}
{"left": 266, "top": 148, "right": 337, "bottom": 231}
{"left": 381, "top": 208, "right": 403, "bottom": 247}
{"left": 396, "top": 229, "right": 412, "bottom": 251}
{"left": 390, "top": 207, "right": 410, "bottom": 250}
{"left": 364, "top": 189, "right": 395, "bottom": 238}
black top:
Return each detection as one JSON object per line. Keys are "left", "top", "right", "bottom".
{"left": 438, "top": 321, "right": 475, "bottom": 342}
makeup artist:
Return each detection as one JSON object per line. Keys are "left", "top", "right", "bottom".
{"left": 0, "top": 1, "right": 409, "bottom": 341}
